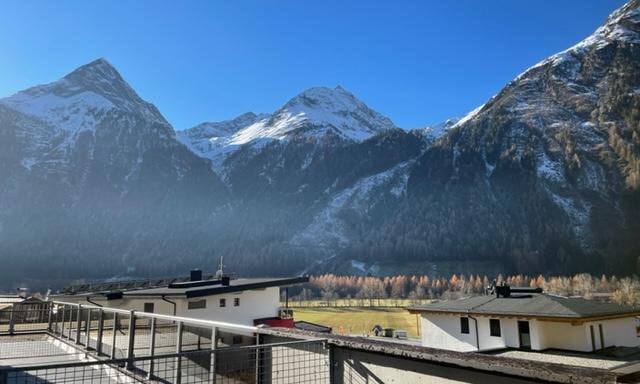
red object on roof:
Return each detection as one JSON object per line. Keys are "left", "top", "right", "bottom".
{"left": 253, "top": 317, "right": 294, "bottom": 328}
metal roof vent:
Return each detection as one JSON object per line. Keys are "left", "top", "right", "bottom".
{"left": 190, "top": 269, "right": 202, "bottom": 282}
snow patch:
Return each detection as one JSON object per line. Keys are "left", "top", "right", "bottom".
{"left": 537, "top": 150, "right": 565, "bottom": 183}
{"left": 291, "top": 160, "right": 414, "bottom": 247}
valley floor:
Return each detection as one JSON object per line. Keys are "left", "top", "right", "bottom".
{"left": 293, "top": 306, "right": 422, "bottom": 338}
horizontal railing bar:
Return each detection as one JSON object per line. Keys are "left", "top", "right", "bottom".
{"left": 48, "top": 300, "right": 258, "bottom": 332}
{"left": 0, "top": 338, "right": 328, "bottom": 372}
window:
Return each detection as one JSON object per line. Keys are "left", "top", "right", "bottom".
{"left": 460, "top": 317, "right": 469, "bottom": 334}
{"left": 234, "top": 297, "right": 240, "bottom": 307}
{"left": 219, "top": 298, "right": 226, "bottom": 307}
{"left": 143, "top": 302, "right": 155, "bottom": 313}
{"left": 489, "top": 319, "right": 501, "bottom": 337}
{"left": 188, "top": 299, "right": 206, "bottom": 310}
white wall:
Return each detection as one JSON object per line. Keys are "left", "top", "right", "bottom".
{"left": 535, "top": 317, "right": 639, "bottom": 352}
{"left": 421, "top": 314, "right": 521, "bottom": 352}
{"left": 598, "top": 317, "right": 639, "bottom": 348}
{"left": 423, "top": 314, "right": 640, "bottom": 353}
{"left": 533, "top": 320, "right": 590, "bottom": 351}
{"left": 176, "top": 287, "right": 280, "bottom": 327}
{"left": 421, "top": 314, "right": 478, "bottom": 352}
{"left": 58, "top": 287, "right": 281, "bottom": 328}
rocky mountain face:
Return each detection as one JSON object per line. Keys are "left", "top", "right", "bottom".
{"left": 342, "top": 0, "right": 640, "bottom": 275}
{"left": 1, "top": 1, "right": 639, "bottom": 286}
{"left": 0, "top": 59, "right": 228, "bottom": 283}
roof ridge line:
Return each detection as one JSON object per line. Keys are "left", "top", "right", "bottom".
{"left": 467, "top": 295, "right": 497, "bottom": 312}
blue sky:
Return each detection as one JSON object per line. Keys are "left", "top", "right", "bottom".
{"left": 0, "top": 0, "right": 626, "bottom": 130}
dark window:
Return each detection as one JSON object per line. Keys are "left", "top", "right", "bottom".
{"left": 460, "top": 317, "right": 469, "bottom": 334}
{"left": 219, "top": 298, "right": 226, "bottom": 307}
{"left": 489, "top": 319, "right": 501, "bottom": 337}
{"left": 234, "top": 297, "right": 240, "bottom": 307}
{"left": 143, "top": 302, "right": 155, "bottom": 313}
{"left": 188, "top": 299, "right": 206, "bottom": 310}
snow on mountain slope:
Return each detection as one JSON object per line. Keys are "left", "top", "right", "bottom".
{"left": 176, "top": 112, "right": 268, "bottom": 168}
{"left": 1, "top": 58, "right": 167, "bottom": 130}
{"left": 290, "top": 160, "right": 414, "bottom": 248}
{"left": 230, "top": 86, "right": 396, "bottom": 145}
{"left": 0, "top": 58, "right": 199, "bottom": 193}
{"left": 417, "top": 0, "right": 640, "bottom": 254}
{"left": 179, "top": 86, "right": 398, "bottom": 169}
{"left": 516, "top": 0, "right": 640, "bottom": 83}
{"left": 416, "top": 118, "right": 460, "bottom": 138}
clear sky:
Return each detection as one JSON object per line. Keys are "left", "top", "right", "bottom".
{"left": 0, "top": 0, "right": 626, "bottom": 130}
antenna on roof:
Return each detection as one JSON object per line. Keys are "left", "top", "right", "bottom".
{"left": 215, "top": 256, "right": 225, "bottom": 279}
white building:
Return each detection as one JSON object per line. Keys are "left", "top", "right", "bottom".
{"left": 409, "top": 286, "right": 640, "bottom": 353}
{"left": 55, "top": 271, "right": 307, "bottom": 328}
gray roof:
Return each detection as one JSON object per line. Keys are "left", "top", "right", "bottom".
{"left": 57, "top": 277, "right": 308, "bottom": 299}
{"left": 409, "top": 293, "right": 640, "bottom": 319}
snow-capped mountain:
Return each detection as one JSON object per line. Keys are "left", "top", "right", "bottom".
{"left": 231, "top": 86, "right": 396, "bottom": 144}
{"left": 0, "top": 58, "right": 227, "bottom": 284}
{"left": 0, "top": 58, "right": 176, "bottom": 177}
{"left": 178, "top": 86, "right": 398, "bottom": 169}
{"left": 371, "top": 0, "right": 640, "bottom": 273}
{"left": 1, "top": 0, "right": 639, "bottom": 286}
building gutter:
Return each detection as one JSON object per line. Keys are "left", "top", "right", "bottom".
{"left": 468, "top": 313, "right": 480, "bottom": 351}
{"left": 161, "top": 295, "right": 177, "bottom": 316}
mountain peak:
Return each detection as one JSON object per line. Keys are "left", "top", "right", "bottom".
{"left": 64, "top": 58, "right": 123, "bottom": 84}
{"left": 286, "top": 86, "right": 356, "bottom": 107}
{"left": 262, "top": 85, "right": 396, "bottom": 141}
{"left": 0, "top": 58, "right": 168, "bottom": 135}
{"left": 514, "top": 0, "right": 639, "bottom": 83}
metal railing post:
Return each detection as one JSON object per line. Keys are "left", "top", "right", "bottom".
{"left": 96, "top": 309, "right": 104, "bottom": 355}
{"left": 147, "top": 317, "right": 156, "bottom": 379}
{"left": 60, "top": 305, "right": 66, "bottom": 338}
{"left": 126, "top": 310, "right": 136, "bottom": 370}
{"left": 328, "top": 342, "right": 337, "bottom": 384}
{"left": 255, "top": 334, "right": 261, "bottom": 384}
{"left": 174, "top": 321, "right": 183, "bottom": 384}
{"left": 8, "top": 306, "right": 15, "bottom": 335}
{"left": 67, "top": 305, "right": 73, "bottom": 339}
{"left": 208, "top": 326, "right": 218, "bottom": 384}
{"left": 85, "top": 308, "right": 92, "bottom": 350}
{"left": 47, "top": 302, "right": 53, "bottom": 332}
{"left": 110, "top": 312, "right": 118, "bottom": 360}
{"left": 75, "top": 304, "right": 82, "bottom": 344}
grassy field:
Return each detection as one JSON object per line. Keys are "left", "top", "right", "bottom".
{"left": 293, "top": 307, "right": 422, "bottom": 337}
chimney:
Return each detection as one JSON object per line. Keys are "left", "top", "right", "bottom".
{"left": 221, "top": 276, "right": 230, "bottom": 286}
{"left": 190, "top": 269, "right": 202, "bottom": 282}
{"left": 496, "top": 284, "right": 511, "bottom": 298}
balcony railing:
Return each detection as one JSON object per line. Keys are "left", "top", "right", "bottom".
{"left": 0, "top": 301, "right": 330, "bottom": 383}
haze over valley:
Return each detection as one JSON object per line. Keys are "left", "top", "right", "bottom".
{"left": 1, "top": 0, "right": 639, "bottom": 289}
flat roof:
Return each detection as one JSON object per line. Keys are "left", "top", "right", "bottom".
{"left": 408, "top": 293, "right": 640, "bottom": 320}
{"left": 261, "top": 327, "right": 628, "bottom": 384}
{"left": 56, "top": 276, "right": 309, "bottom": 300}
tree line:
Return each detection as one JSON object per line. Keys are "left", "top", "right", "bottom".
{"left": 290, "top": 273, "right": 640, "bottom": 306}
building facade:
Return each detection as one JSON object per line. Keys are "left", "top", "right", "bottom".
{"left": 55, "top": 273, "right": 307, "bottom": 328}
{"left": 409, "top": 286, "right": 640, "bottom": 353}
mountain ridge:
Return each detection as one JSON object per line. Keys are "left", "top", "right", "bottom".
{"left": 0, "top": 1, "right": 639, "bottom": 287}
